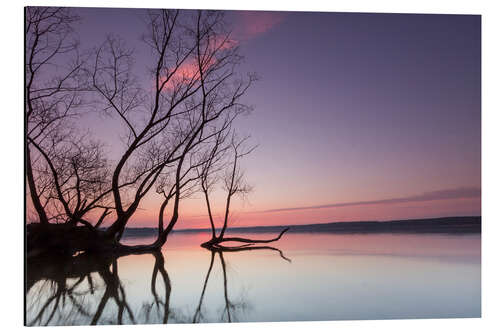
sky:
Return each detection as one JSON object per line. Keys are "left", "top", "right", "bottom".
{"left": 45, "top": 8, "right": 481, "bottom": 228}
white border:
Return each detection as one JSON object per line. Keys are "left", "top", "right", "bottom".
{"left": 2, "top": 1, "right": 499, "bottom": 332}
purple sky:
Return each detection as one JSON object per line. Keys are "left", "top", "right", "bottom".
{"left": 68, "top": 8, "right": 481, "bottom": 227}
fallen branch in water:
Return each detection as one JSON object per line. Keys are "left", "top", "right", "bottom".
{"left": 198, "top": 135, "right": 290, "bottom": 254}
{"left": 200, "top": 227, "right": 290, "bottom": 262}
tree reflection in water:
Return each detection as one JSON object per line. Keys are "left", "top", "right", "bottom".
{"left": 193, "top": 247, "right": 291, "bottom": 323}
{"left": 26, "top": 251, "right": 171, "bottom": 326}
{"left": 26, "top": 247, "right": 289, "bottom": 326}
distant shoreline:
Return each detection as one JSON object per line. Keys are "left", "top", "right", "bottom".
{"left": 121, "top": 216, "right": 481, "bottom": 238}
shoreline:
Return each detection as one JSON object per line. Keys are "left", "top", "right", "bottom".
{"left": 120, "top": 216, "right": 481, "bottom": 238}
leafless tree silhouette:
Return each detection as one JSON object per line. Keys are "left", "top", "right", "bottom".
{"left": 198, "top": 135, "right": 289, "bottom": 250}
{"left": 25, "top": 8, "right": 114, "bottom": 229}
{"left": 25, "top": 7, "right": 256, "bottom": 256}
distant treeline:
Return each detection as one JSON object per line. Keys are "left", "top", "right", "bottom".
{"left": 120, "top": 216, "right": 481, "bottom": 238}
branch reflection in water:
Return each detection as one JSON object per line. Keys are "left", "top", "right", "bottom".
{"left": 193, "top": 246, "right": 291, "bottom": 323}
{"left": 27, "top": 251, "right": 171, "bottom": 325}
{"left": 26, "top": 246, "right": 290, "bottom": 325}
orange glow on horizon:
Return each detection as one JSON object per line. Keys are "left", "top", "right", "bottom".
{"left": 104, "top": 196, "right": 481, "bottom": 229}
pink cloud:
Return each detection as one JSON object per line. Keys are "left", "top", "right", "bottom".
{"left": 156, "top": 11, "right": 285, "bottom": 90}
{"left": 257, "top": 187, "right": 482, "bottom": 214}
{"left": 159, "top": 36, "right": 238, "bottom": 90}
{"left": 233, "top": 11, "right": 286, "bottom": 40}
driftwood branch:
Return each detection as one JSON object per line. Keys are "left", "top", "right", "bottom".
{"left": 215, "top": 227, "right": 290, "bottom": 245}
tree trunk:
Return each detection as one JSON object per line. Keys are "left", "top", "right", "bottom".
{"left": 26, "top": 146, "right": 49, "bottom": 225}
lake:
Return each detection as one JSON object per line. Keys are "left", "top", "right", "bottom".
{"left": 25, "top": 231, "right": 481, "bottom": 325}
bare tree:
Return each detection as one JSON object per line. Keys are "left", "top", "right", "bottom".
{"left": 25, "top": 7, "right": 88, "bottom": 226}
{"left": 26, "top": 7, "right": 256, "bottom": 255}
{"left": 199, "top": 135, "right": 289, "bottom": 250}
{"left": 25, "top": 7, "right": 122, "bottom": 257}
{"left": 97, "top": 9, "right": 255, "bottom": 252}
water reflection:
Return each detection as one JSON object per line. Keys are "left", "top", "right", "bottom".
{"left": 26, "top": 243, "right": 289, "bottom": 326}
{"left": 193, "top": 247, "right": 290, "bottom": 323}
{"left": 26, "top": 251, "right": 172, "bottom": 326}
{"left": 26, "top": 232, "right": 480, "bottom": 325}
{"left": 193, "top": 251, "right": 244, "bottom": 323}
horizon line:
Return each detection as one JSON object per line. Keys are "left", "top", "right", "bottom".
{"left": 123, "top": 214, "right": 481, "bottom": 232}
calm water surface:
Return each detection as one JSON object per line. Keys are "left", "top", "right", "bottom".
{"left": 26, "top": 231, "right": 481, "bottom": 325}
